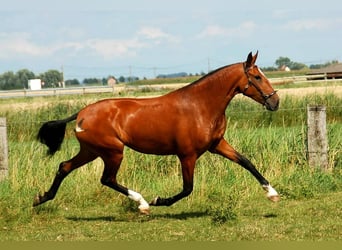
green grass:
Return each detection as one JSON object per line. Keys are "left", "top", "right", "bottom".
{"left": 0, "top": 90, "right": 341, "bottom": 241}
{"left": 2, "top": 190, "right": 342, "bottom": 241}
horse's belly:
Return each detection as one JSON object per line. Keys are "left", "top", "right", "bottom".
{"left": 126, "top": 136, "right": 177, "bottom": 155}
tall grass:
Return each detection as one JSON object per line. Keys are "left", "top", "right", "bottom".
{"left": 0, "top": 93, "right": 341, "bottom": 231}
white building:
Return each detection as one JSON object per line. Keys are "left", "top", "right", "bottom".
{"left": 28, "top": 79, "right": 42, "bottom": 90}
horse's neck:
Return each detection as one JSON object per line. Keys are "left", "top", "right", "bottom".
{"left": 181, "top": 64, "right": 242, "bottom": 114}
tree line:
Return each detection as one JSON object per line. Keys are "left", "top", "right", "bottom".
{"left": 0, "top": 69, "right": 63, "bottom": 90}
{"left": 0, "top": 68, "right": 139, "bottom": 90}
{"left": 0, "top": 57, "right": 339, "bottom": 90}
{"left": 262, "top": 57, "right": 338, "bottom": 71}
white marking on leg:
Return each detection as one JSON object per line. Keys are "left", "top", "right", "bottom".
{"left": 263, "top": 184, "right": 280, "bottom": 202}
{"left": 128, "top": 190, "right": 150, "bottom": 214}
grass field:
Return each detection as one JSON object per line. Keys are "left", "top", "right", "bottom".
{"left": 0, "top": 82, "right": 341, "bottom": 241}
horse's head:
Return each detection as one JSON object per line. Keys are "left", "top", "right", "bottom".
{"left": 239, "top": 52, "right": 279, "bottom": 111}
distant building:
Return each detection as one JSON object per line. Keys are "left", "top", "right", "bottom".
{"left": 28, "top": 79, "right": 42, "bottom": 90}
{"left": 107, "top": 76, "right": 117, "bottom": 86}
{"left": 279, "top": 65, "right": 291, "bottom": 72}
{"left": 307, "top": 63, "right": 342, "bottom": 80}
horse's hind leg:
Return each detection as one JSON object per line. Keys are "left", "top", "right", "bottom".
{"left": 100, "top": 152, "right": 150, "bottom": 214}
{"left": 150, "top": 155, "right": 197, "bottom": 207}
{"left": 33, "top": 147, "right": 97, "bottom": 207}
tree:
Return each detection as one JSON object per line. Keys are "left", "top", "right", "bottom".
{"left": 83, "top": 78, "right": 101, "bottom": 85}
{"left": 118, "top": 76, "right": 126, "bottom": 83}
{"left": 0, "top": 69, "right": 36, "bottom": 90}
{"left": 275, "top": 57, "right": 292, "bottom": 68}
{"left": 40, "top": 70, "right": 63, "bottom": 88}
{"left": 16, "top": 69, "right": 35, "bottom": 89}
{"left": 65, "top": 79, "right": 80, "bottom": 86}
{"left": 261, "top": 66, "right": 277, "bottom": 71}
{"left": 310, "top": 60, "right": 339, "bottom": 69}
{"left": 0, "top": 71, "right": 18, "bottom": 90}
{"left": 291, "top": 62, "right": 307, "bottom": 70}
{"left": 275, "top": 56, "right": 307, "bottom": 70}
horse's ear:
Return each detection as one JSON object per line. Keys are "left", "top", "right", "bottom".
{"left": 254, "top": 50, "right": 258, "bottom": 63}
{"left": 246, "top": 51, "right": 258, "bottom": 68}
{"left": 246, "top": 52, "right": 253, "bottom": 68}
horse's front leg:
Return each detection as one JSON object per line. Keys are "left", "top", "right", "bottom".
{"left": 150, "top": 155, "right": 196, "bottom": 207}
{"left": 210, "top": 139, "right": 280, "bottom": 202}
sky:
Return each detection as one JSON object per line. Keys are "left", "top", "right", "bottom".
{"left": 1, "top": 0, "right": 341, "bottom": 80}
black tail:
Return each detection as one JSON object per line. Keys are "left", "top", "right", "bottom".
{"left": 37, "top": 113, "right": 78, "bottom": 155}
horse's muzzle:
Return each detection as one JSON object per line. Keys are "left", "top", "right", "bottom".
{"left": 265, "top": 94, "right": 279, "bottom": 111}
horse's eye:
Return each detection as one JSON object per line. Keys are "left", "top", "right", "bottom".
{"left": 255, "top": 75, "right": 261, "bottom": 81}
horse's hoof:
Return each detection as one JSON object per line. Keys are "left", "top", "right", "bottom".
{"left": 33, "top": 194, "right": 41, "bottom": 207}
{"left": 263, "top": 184, "right": 280, "bottom": 202}
{"left": 268, "top": 194, "right": 280, "bottom": 202}
{"left": 139, "top": 206, "right": 150, "bottom": 215}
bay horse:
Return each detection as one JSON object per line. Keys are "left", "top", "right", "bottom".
{"left": 34, "top": 52, "right": 280, "bottom": 214}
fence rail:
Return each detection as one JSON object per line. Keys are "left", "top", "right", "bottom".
{"left": 269, "top": 74, "right": 342, "bottom": 85}
{"left": 0, "top": 83, "right": 190, "bottom": 99}
{"left": 0, "top": 74, "right": 341, "bottom": 99}
{"left": 0, "top": 85, "right": 119, "bottom": 98}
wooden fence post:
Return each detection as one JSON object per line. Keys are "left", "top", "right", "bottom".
{"left": 307, "top": 105, "right": 328, "bottom": 170}
{"left": 0, "top": 117, "right": 9, "bottom": 181}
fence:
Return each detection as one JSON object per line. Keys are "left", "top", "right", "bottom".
{"left": 0, "top": 118, "right": 8, "bottom": 181}
{"left": 1, "top": 74, "right": 341, "bottom": 99}
{"left": 0, "top": 83, "right": 186, "bottom": 99}
{"left": 269, "top": 73, "right": 340, "bottom": 85}
{"left": 0, "top": 85, "right": 119, "bottom": 98}
{"left": 307, "top": 105, "right": 328, "bottom": 170}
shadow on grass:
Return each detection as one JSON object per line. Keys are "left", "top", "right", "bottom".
{"left": 65, "top": 210, "right": 208, "bottom": 222}
{"left": 151, "top": 211, "right": 208, "bottom": 220}
{"left": 263, "top": 213, "right": 278, "bottom": 218}
{"left": 66, "top": 216, "right": 122, "bottom": 222}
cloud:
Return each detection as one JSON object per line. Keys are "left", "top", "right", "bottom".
{"left": 0, "top": 27, "right": 180, "bottom": 61}
{"left": 197, "top": 25, "right": 226, "bottom": 38}
{"left": 0, "top": 32, "right": 52, "bottom": 58}
{"left": 196, "top": 21, "right": 257, "bottom": 39}
{"left": 0, "top": 32, "right": 84, "bottom": 59}
{"left": 137, "top": 26, "right": 180, "bottom": 44}
{"left": 283, "top": 18, "right": 342, "bottom": 32}
{"left": 85, "top": 38, "right": 146, "bottom": 59}
{"left": 272, "top": 9, "right": 293, "bottom": 19}
{"left": 0, "top": 33, "right": 145, "bottom": 60}
{"left": 138, "top": 27, "right": 169, "bottom": 39}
